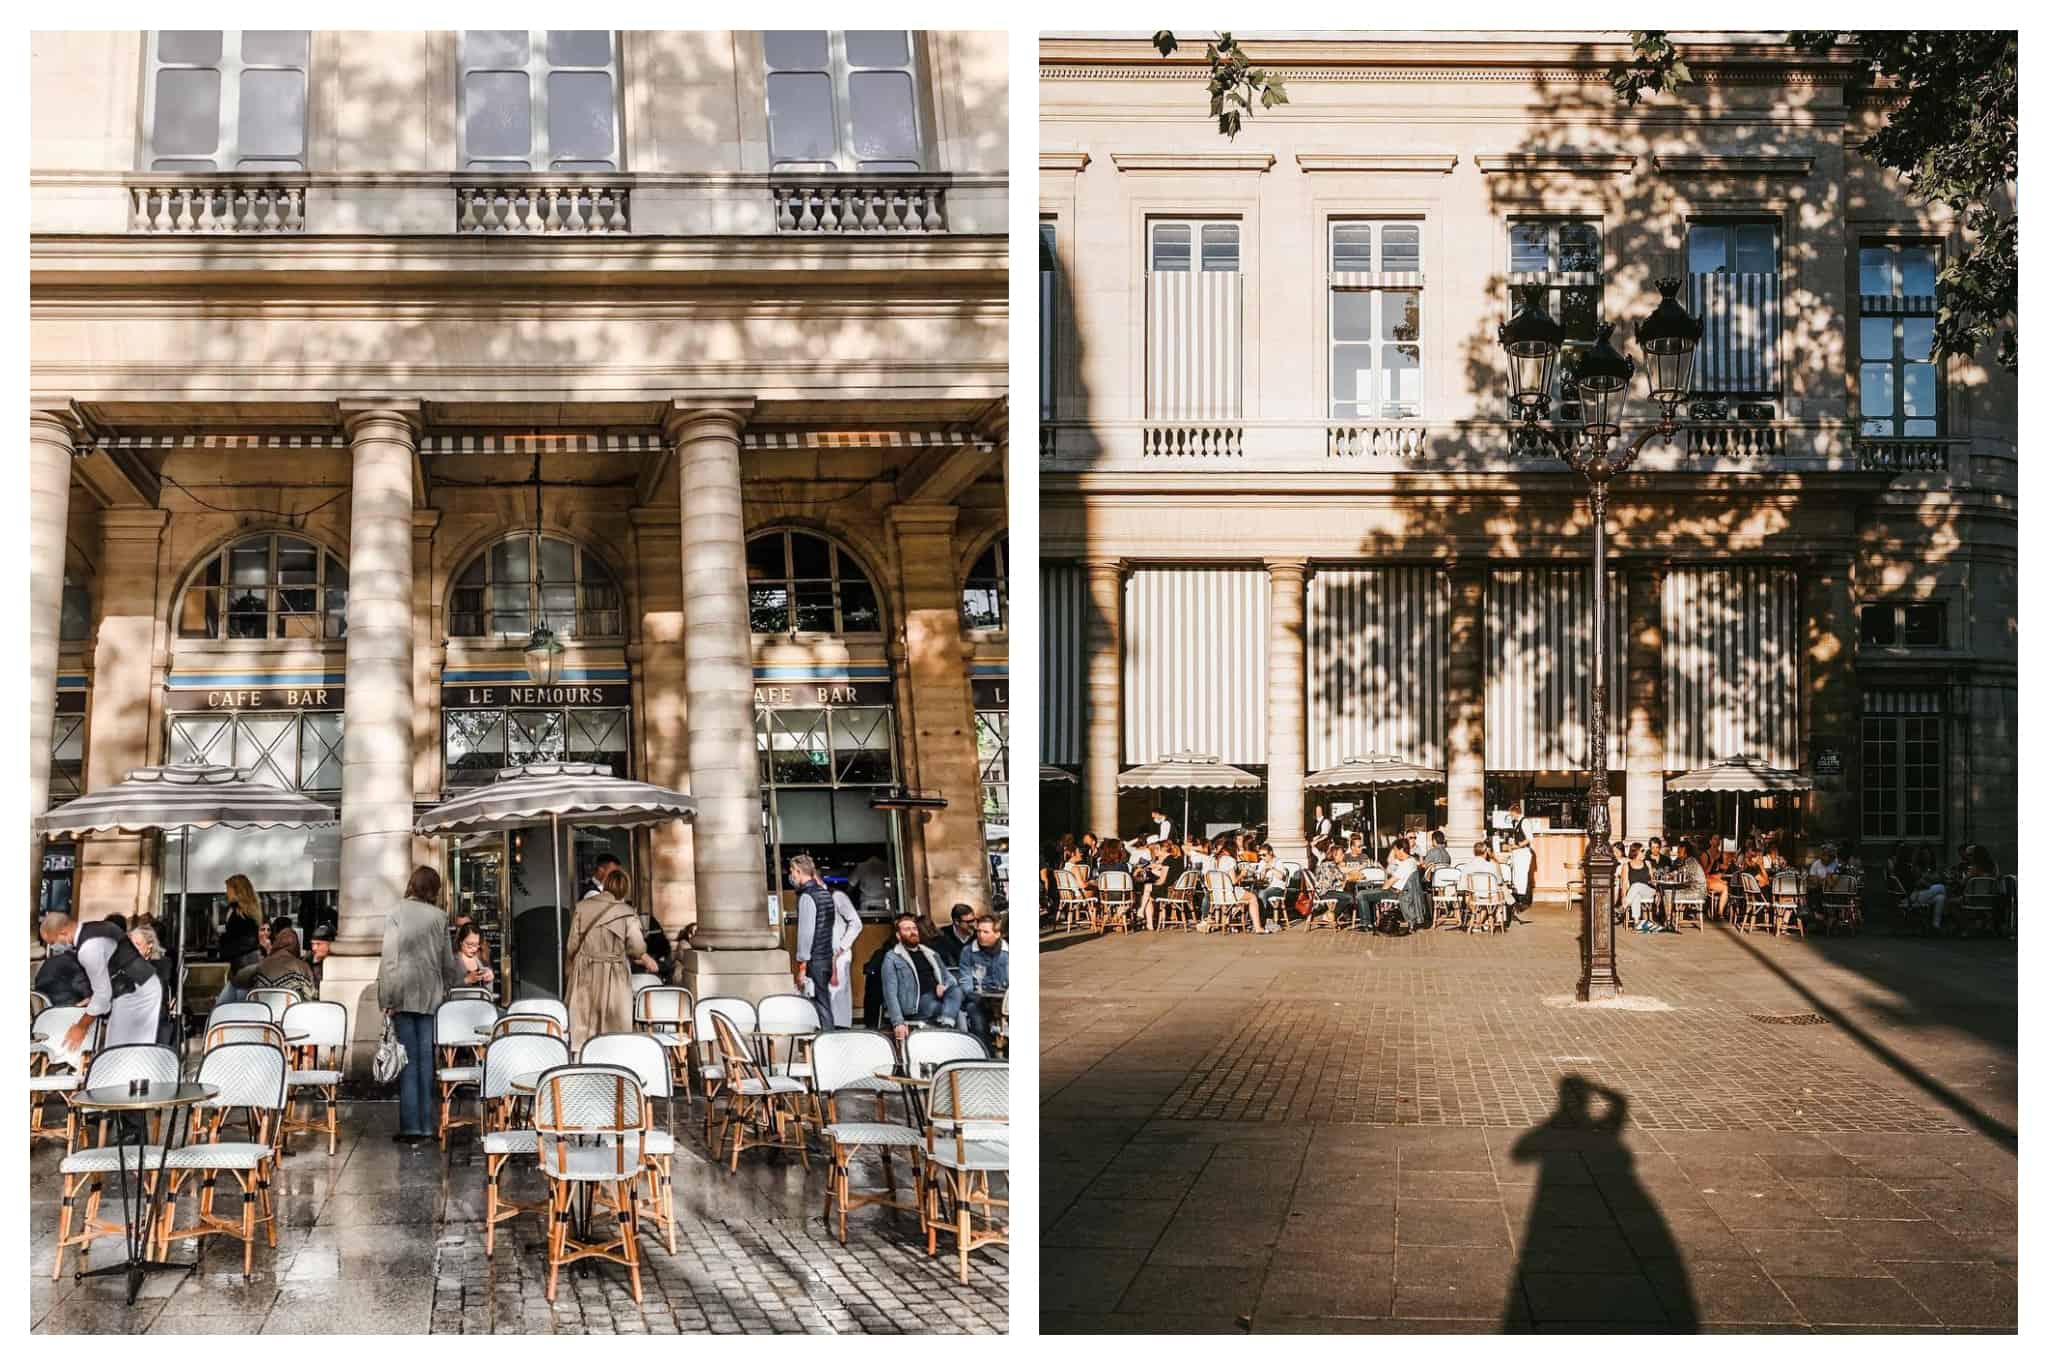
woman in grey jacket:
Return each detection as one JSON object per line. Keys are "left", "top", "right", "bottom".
{"left": 375, "top": 865, "right": 463, "bottom": 1142}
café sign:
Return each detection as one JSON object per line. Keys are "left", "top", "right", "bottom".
{"left": 972, "top": 678, "right": 1007, "bottom": 709}
{"left": 441, "top": 683, "right": 632, "bottom": 708}
{"left": 167, "top": 685, "right": 344, "bottom": 711}
{"left": 753, "top": 680, "right": 894, "bottom": 709}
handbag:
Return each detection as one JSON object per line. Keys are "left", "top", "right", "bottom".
{"left": 371, "top": 1016, "right": 407, "bottom": 1085}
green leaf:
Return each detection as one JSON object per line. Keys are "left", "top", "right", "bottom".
{"left": 1151, "top": 31, "right": 1178, "bottom": 57}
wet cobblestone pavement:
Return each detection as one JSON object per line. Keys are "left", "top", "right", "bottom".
{"left": 31, "top": 1099, "right": 1006, "bottom": 1334}
{"left": 1042, "top": 909, "right": 2015, "bottom": 1332}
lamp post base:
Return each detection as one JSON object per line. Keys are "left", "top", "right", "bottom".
{"left": 1576, "top": 973, "right": 1622, "bottom": 1003}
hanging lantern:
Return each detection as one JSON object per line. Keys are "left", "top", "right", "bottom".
{"left": 524, "top": 622, "right": 565, "bottom": 686}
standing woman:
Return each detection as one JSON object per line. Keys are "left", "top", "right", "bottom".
{"left": 216, "top": 874, "right": 266, "bottom": 1005}
{"left": 564, "top": 866, "right": 656, "bottom": 1045}
{"left": 376, "top": 866, "right": 464, "bottom": 1144}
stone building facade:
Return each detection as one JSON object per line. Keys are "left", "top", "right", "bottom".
{"left": 31, "top": 30, "right": 1008, "bottom": 1059}
{"left": 1039, "top": 33, "right": 2014, "bottom": 875}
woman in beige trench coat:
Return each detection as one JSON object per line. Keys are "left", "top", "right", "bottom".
{"left": 564, "top": 867, "right": 658, "bottom": 1045}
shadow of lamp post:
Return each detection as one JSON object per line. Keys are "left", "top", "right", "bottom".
{"left": 1496, "top": 279, "right": 1703, "bottom": 1001}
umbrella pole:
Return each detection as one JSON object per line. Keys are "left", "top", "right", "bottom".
{"left": 1183, "top": 788, "right": 1191, "bottom": 844}
{"left": 554, "top": 813, "right": 569, "bottom": 999}
{"left": 176, "top": 825, "right": 190, "bottom": 1051}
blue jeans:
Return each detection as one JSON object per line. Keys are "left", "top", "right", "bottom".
{"left": 962, "top": 994, "right": 1002, "bottom": 1046}
{"left": 894, "top": 984, "right": 964, "bottom": 1029}
{"left": 392, "top": 1010, "right": 436, "bottom": 1136}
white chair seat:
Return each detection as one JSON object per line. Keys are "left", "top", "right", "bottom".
{"left": 538, "top": 1141, "right": 645, "bottom": 1180}
{"left": 825, "top": 1121, "right": 921, "bottom": 1147}
{"left": 699, "top": 1064, "right": 725, "bottom": 1081}
{"left": 167, "top": 1142, "right": 272, "bottom": 1170}
{"left": 436, "top": 1065, "right": 482, "bottom": 1084}
{"left": 925, "top": 1139, "right": 1008, "bottom": 1172}
{"left": 643, "top": 1129, "right": 676, "bottom": 1156}
{"left": 288, "top": 1068, "right": 340, "bottom": 1086}
{"left": 28, "top": 1074, "right": 79, "bottom": 1093}
{"left": 60, "top": 1145, "right": 168, "bottom": 1175}
{"left": 481, "top": 1129, "right": 536, "bottom": 1156}
{"left": 647, "top": 1031, "right": 684, "bottom": 1049}
{"left": 786, "top": 1061, "right": 814, "bottom": 1079}
{"left": 834, "top": 1075, "right": 894, "bottom": 1094}
{"left": 736, "top": 1076, "right": 805, "bottom": 1096}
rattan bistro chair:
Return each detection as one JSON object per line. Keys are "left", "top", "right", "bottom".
{"left": 905, "top": 1029, "right": 987, "bottom": 1080}
{"left": 692, "top": 996, "right": 755, "bottom": 1147}
{"left": 1157, "top": 870, "right": 1202, "bottom": 932}
{"left": 492, "top": 1012, "right": 565, "bottom": 1041}
{"left": 633, "top": 984, "right": 695, "bottom": 1098}
{"left": 531, "top": 1063, "right": 649, "bottom": 1304}
{"left": 155, "top": 1042, "right": 288, "bottom": 1278}
{"left": 708, "top": 1011, "right": 809, "bottom": 1173}
{"left": 479, "top": 1032, "right": 569, "bottom": 1256}
{"left": 50, "top": 1043, "right": 179, "bottom": 1281}
{"left": 921, "top": 1060, "right": 1008, "bottom": 1284}
{"left": 813, "top": 1029, "right": 922, "bottom": 1244}
{"left": 1464, "top": 869, "right": 1509, "bottom": 934}
{"left": 579, "top": 1032, "right": 678, "bottom": 1254}
{"left": 509, "top": 996, "right": 571, "bottom": 1038}
{"left": 1959, "top": 876, "right": 2002, "bottom": 937}
{"left": 1430, "top": 866, "right": 1466, "bottom": 930}
{"left": 278, "top": 1000, "right": 347, "bottom": 1155}
{"left": 1203, "top": 870, "right": 1252, "bottom": 934}
{"left": 29, "top": 1005, "right": 96, "bottom": 1149}
{"left": 1769, "top": 870, "right": 1808, "bottom": 939}
{"left": 1053, "top": 868, "right": 1099, "bottom": 930}
{"left": 434, "top": 997, "right": 500, "bottom": 1148}
{"left": 246, "top": 987, "right": 302, "bottom": 1022}
{"left": 1096, "top": 869, "right": 1136, "bottom": 933}
{"left": 1821, "top": 876, "right": 1863, "bottom": 935}
{"left": 1670, "top": 883, "right": 1708, "bottom": 932}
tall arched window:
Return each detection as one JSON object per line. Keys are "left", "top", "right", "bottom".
{"left": 448, "top": 533, "right": 623, "bottom": 640}
{"left": 177, "top": 533, "right": 348, "bottom": 641}
{"left": 963, "top": 533, "right": 1008, "bottom": 631}
{"left": 746, "top": 529, "right": 881, "bottom": 635}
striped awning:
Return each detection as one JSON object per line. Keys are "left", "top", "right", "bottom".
{"left": 1689, "top": 272, "right": 1781, "bottom": 395}
{"left": 1663, "top": 566, "right": 1800, "bottom": 770}
{"left": 1039, "top": 766, "right": 1079, "bottom": 785}
{"left": 1147, "top": 271, "right": 1244, "bottom": 420}
{"left": 36, "top": 764, "right": 335, "bottom": 838}
{"left": 1040, "top": 562, "right": 1085, "bottom": 768}
{"left": 1124, "top": 567, "right": 1268, "bottom": 765}
{"left": 1304, "top": 753, "right": 1444, "bottom": 791}
{"left": 1485, "top": 567, "right": 1626, "bottom": 771}
{"left": 1665, "top": 755, "right": 1813, "bottom": 794}
{"left": 414, "top": 762, "right": 695, "bottom": 835}
{"left": 1118, "top": 753, "right": 1262, "bottom": 791}
{"left": 1308, "top": 566, "right": 1447, "bottom": 771}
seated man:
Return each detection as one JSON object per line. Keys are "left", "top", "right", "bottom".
{"left": 957, "top": 914, "right": 1009, "bottom": 1045}
{"left": 253, "top": 926, "right": 319, "bottom": 999}
{"left": 878, "top": 913, "right": 962, "bottom": 1040}
{"left": 34, "top": 941, "right": 90, "bottom": 1007}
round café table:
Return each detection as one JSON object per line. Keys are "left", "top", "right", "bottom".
{"left": 68, "top": 1081, "right": 216, "bottom": 1304}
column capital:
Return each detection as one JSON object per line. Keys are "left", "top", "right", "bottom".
{"left": 1263, "top": 556, "right": 1309, "bottom": 579}
{"left": 411, "top": 508, "right": 443, "bottom": 537}
{"left": 887, "top": 503, "right": 960, "bottom": 536}
{"left": 29, "top": 402, "right": 87, "bottom": 449}
{"left": 337, "top": 398, "right": 423, "bottom": 439}
{"left": 1081, "top": 556, "right": 1126, "bottom": 577}
{"left": 662, "top": 397, "right": 756, "bottom": 445}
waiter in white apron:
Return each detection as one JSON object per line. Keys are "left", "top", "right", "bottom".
{"left": 44, "top": 911, "right": 163, "bottom": 1056}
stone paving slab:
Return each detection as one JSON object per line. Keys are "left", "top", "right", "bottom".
{"left": 1042, "top": 908, "right": 2016, "bottom": 1333}
{"left": 32, "top": 1101, "right": 1005, "bottom": 1334}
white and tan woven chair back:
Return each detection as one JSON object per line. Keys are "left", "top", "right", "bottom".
{"left": 247, "top": 987, "right": 302, "bottom": 1021}
{"left": 281, "top": 1000, "right": 347, "bottom": 1051}
{"left": 1202, "top": 870, "right": 1236, "bottom": 903}
{"left": 629, "top": 973, "right": 662, "bottom": 993}
{"left": 532, "top": 1064, "right": 645, "bottom": 1179}
{"left": 1771, "top": 869, "right": 1805, "bottom": 899}
{"left": 1098, "top": 869, "right": 1133, "bottom": 896}
{"left": 435, "top": 997, "right": 500, "bottom": 1045}
{"left": 634, "top": 985, "right": 691, "bottom": 1028}
{"left": 205, "top": 1020, "right": 286, "bottom": 1051}
{"left": 708, "top": 1010, "right": 763, "bottom": 1085}
{"left": 905, "top": 1029, "right": 987, "bottom": 1078}
{"left": 448, "top": 986, "right": 496, "bottom": 1003}
{"left": 30, "top": 990, "right": 51, "bottom": 1020}
{"left": 493, "top": 1013, "right": 564, "bottom": 1041}
{"left": 482, "top": 1032, "right": 569, "bottom": 1102}
{"left": 206, "top": 1002, "right": 273, "bottom": 1028}
{"left": 809, "top": 1029, "right": 896, "bottom": 1094}
{"left": 83, "top": 1042, "right": 181, "bottom": 1093}
{"left": 197, "top": 1040, "right": 289, "bottom": 1113}
{"left": 1467, "top": 869, "right": 1502, "bottom": 903}
{"left": 578, "top": 1031, "right": 670, "bottom": 1100}
{"left": 694, "top": 996, "right": 756, "bottom": 1046}
{"left": 756, "top": 993, "right": 819, "bottom": 1038}
{"left": 927, "top": 1060, "right": 1008, "bottom": 1125}
{"left": 509, "top": 997, "right": 570, "bottom": 1033}
{"left": 1170, "top": 870, "right": 1202, "bottom": 895}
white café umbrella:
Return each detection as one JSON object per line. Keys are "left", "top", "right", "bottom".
{"left": 1039, "top": 766, "right": 1078, "bottom": 784}
{"left": 1664, "top": 754, "right": 1813, "bottom": 851}
{"left": 35, "top": 763, "right": 338, "bottom": 1022}
{"left": 413, "top": 762, "right": 696, "bottom": 995}
{"left": 1117, "top": 752, "right": 1261, "bottom": 840}
{"left": 1304, "top": 752, "right": 1446, "bottom": 850}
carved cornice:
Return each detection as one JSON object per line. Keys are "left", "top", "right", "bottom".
{"left": 1110, "top": 152, "right": 1276, "bottom": 174}
{"left": 1476, "top": 153, "right": 1636, "bottom": 176}
{"left": 1043, "top": 64, "right": 1850, "bottom": 87}
{"left": 1654, "top": 154, "right": 1817, "bottom": 177}
{"left": 1039, "top": 150, "right": 1091, "bottom": 174}
{"left": 1296, "top": 153, "right": 1458, "bottom": 174}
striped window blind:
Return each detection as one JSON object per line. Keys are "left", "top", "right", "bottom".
{"left": 1307, "top": 566, "right": 1448, "bottom": 770}
{"left": 1123, "top": 567, "right": 1268, "bottom": 764}
{"left": 1686, "top": 219, "right": 1782, "bottom": 395}
{"left": 1146, "top": 219, "right": 1244, "bottom": 421}
{"left": 1039, "top": 561, "right": 1085, "bottom": 768}
{"left": 1484, "top": 567, "right": 1627, "bottom": 772}
{"left": 1662, "top": 565, "right": 1801, "bottom": 771}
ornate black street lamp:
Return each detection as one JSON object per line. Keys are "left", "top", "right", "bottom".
{"left": 1497, "top": 279, "right": 1703, "bottom": 1001}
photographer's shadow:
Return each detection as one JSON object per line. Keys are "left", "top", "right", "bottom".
{"left": 1505, "top": 1075, "right": 1697, "bottom": 1331}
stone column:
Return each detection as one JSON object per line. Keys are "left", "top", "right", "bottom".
{"left": 1444, "top": 564, "right": 1487, "bottom": 850}
{"left": 891, "top": 504, "right": 994, "bottom": 917}
{"left": 409, "top": 509, "right": 445, "bottom": 873}
{"left": 75, "top": 510, "right": 170, "bottom": 922}
{"left": 29, "top": 409, "right": 79, "bottom": 842}
{"left": 1624, "top": 566, "right": 1667, "bottom": 844}
{"left": 1801, "top": 556, "right": 1861, "bottom": 845}
{"left": 329, "top": 401, "right": 419, "bottom": 1069}
{"left": 666, "top": 400, "right": 788, "bottom": 1005}
{"left": 629, "top": 508, "right": 696, "bottom": 940}
{"left": 1265, "top": 558, "right": 1309, "bottom": 861}
{"left": 1082, "top": 558, "right": 1123, "bottom": 837}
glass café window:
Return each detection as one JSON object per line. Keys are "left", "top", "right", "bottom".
{"left": 444, "top": 705, "right": 630, "bottom": 788}
{"left": 1329, "top": 220, "right": 1423, "bottom": 420}
{"left": 764, "top": 31, "right": 924, "bottom": 172}
{"left": 963, "top": 534, "right": 1008, "bottom": 631}
{"left": 746, "top": 530, "right": 882, "bottom": 635}
{"left": 177, "top": 534, "right": 348, "bottom": 642}
{"left": 448, "top": 534, "right": 624, "bottom": 640}
{"left": 144, "top": 31, "right": 309, "bottom": 171}
{"left": 1858, "top": 242, "right": 1942, "bottom": 437}
{"left": 756, "top": 703, "right": 898, "bottom": 892}
{"left": 1859, "top": 602, "right": 1947, "bottom": 649}
{"left": 170, "top": 710, "right": 344, "bottom": 794}
{"left": 1149, "top": 219, "right": 1240, "bottom": 273}
{"left": 459, "top": 30, "right": 621, "bottom": 171}
{"left": 1507, "top": 218, "right": 1602, "bottom": 407}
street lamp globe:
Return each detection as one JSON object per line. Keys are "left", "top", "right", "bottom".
{"left": 523, "top": 622, "right": 565, "bottom": 686}
{"left": 1638, "top": 277, "right": 1704, "bottom": 416}
{"left": 1572, "top": 323, "right": 1636, "bottom": 441}
{"left": 1497, "top": 285, "right": 1564, "bottom": 415}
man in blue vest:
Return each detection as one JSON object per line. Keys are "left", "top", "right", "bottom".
{"left": 789, "top": 855, "right": 838, "bottom": 1031}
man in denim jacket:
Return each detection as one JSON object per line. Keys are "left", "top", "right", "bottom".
{"left": 878, "top": 913, "right": 962, "bottom": 1041}
{"left": 957, "top": 914, "right": 1009, "bottom": 1045}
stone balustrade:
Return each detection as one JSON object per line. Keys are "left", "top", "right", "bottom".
{"left": 771, "top": 179, "right": 948, "bottom": 233}
{"left": 1854, "top": 437, "right": 1954, "bottom": 474}
{"left": 1141, "top": 423, "right": 1244, "bottom": 458}
{"left": 129, "top": 180, "right": 305, "bottom": 232}
{"left": 1327, "top": 423, "right": 1429, "bottom": 459}
{"left": 455, "top": 182, "right": 630, "bottom": 234}
{"left": 1685, "top": 423, "right": 1784, "bottom": 459}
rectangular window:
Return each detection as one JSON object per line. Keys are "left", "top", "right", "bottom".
{"left": 1148, "top": 219, "right": 1239, "bottom": 273}
{"left": 1328, "top": 220, "right": 1424, "bottom": 420}
{"left": 1507, "top": 218, "right": 1601, "bottom": 412}
{"left": 1040, "top": 219, "right": 1058, "bottom": 422}
{"left": 1146, "top": 217, "right": 1245, "bottom": 421}
{"left": 1857, "top": 241, "right": 1942, "bottom": 436}
{"left": 1859, "top": 601, "right": 1948, "bottom": 650}
{"left": 764, "top": 31, "right": 924, "bottom": 172}
{"left": 1686, "top": 220, "right": 1782, "bottom": 394}
{"left": 50, "top": 714, "right": 85, "bottom": 802}
{"left": 144, "top": 30, "right": 309, "bottom": 171}
{"left": 459, "top": 31, "right": 620, "bottom": 171}
{"left": 1862, "top": 691, "right": 1944, "bottom": 843}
